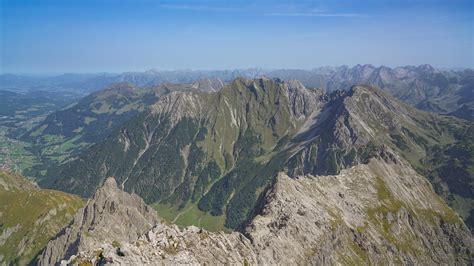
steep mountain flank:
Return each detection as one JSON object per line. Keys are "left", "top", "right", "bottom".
{"left": 38, "top": 157, "right": 473, "bottom": 265}
{"left": 287, "top": 84, "right": 465, "bottom": 175}
{"left": 43, "top": 78, "right": 474, "bottom": 230}
{"left": 43, "top": 78, "right": 324, "bottom": 229}
{"left": 22, "top": 80, "right": 225, "bottom": 177}
{"left": 0, "top": 170, "right": 83, "bottom": 265}
{"left": 21, "top": 82, "right": 156, "bottom": 172}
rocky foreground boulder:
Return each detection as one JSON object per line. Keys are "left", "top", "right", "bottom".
{"left": 38, "top": 155, "right": 473, "bottom": 265}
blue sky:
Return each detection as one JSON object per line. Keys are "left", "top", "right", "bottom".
{"left": 1, "top": 0, "right": 473, "bottom": 73}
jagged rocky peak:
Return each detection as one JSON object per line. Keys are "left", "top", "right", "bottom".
{"left": 284, "top": 79, "right": 325, "bottom": 118}
{"left": 285, "top": 78, "right": 305, "bottom": 89}
{"left": 289, "top": 82, "right": 440, "bottom": 175}
{"left": 151, "top": 77, "right": 324, "bottom": 123}
{"left": 37, "top": 177, "right": 160, "bottom": 265}
{"left": 39, "top": 176, "right": 257, "bottom": 265}
{"left": 417, "top": 63, "right": 436, "bottom": 72}
{"left": 346, "top": 84, "right": 414, "bottom": 117}
{"left": 316, "top": 84, "right": 418, "bottom": 144}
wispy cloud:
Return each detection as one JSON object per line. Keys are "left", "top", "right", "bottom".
{"left": 159, "top": 4, "right": 240, "bottom": 12}
{"left": 159, "top": 3, "right": 364, "bottom": 18}
{"left": 265, "top": 12, "right": 364, "bottom": 18}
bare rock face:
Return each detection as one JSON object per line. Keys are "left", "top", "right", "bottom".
{"left": 37, "top": 177, "right": 159, "bottom": 265}
{"left": 284, "top": 79, "right": 325, "bottom": 119}
{"left": 245, "top": 156, "right": 474, "bottom": 265}
{"left": 150, "top": 91, "right": 206, "bottom": 123}
{"left": 67, "top": 224, "right": 256, "bottom": 265}
{"left": 191, "top": 77, "right": 225, "bottom": 92}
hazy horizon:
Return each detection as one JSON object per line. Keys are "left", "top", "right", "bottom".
{"left": 2, "top": 63, "right": 474, "bottom": 76}
{"left": 1, "top": 0, "right": 473, "bottom": 73}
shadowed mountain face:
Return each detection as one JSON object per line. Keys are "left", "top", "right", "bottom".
{"left": 41, "top": 78, "right": 474, "bottom": 231}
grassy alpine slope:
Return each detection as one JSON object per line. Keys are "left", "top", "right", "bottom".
{"left": 0, "top": 170, "right": 84, "bottom": 265}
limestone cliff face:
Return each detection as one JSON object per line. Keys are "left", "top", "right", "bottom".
{"left": 246, "top": 155, "right": 473, "bottom": 265}
{"left": 37, "top": 177, "right": 159, "bottom": 265}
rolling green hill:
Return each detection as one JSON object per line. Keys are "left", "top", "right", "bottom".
{"left": 22, "top": 82, "right": 160, "bottom": 167}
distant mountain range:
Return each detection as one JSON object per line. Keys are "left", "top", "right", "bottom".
{"left": 2, "top": 65, "right": 472, "bottom": 121}
{"left": 9, "top": 65, "right": 473, "bottom": 174}
{"left": 0, "top": 70, "right": 258, "bottom": 94}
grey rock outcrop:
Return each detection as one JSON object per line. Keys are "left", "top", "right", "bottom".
{"left": 191, "top": 77, "right": 225, "bottom": 92}
{"left": 66, "top": 224, "right": 256, "bottom": 265}
{"left": 284, "top": 79, "right": 325, "bottom": 119}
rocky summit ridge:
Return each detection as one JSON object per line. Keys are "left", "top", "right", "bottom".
{"left": 37, "top": 177, "right": 257, "bottom": 265}
{"left": 38, "top": 152, "right": 473, "bottom": 265}
{"left": 246, "top": 156, "right": 473, "bottom": 264}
